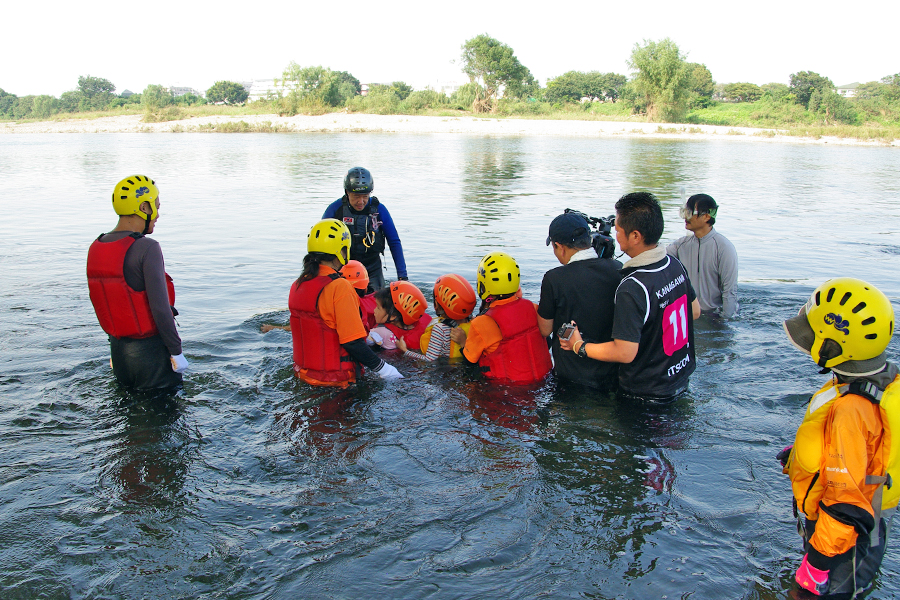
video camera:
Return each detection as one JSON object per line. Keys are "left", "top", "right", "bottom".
{"left": 564, "top": 208, "right": 616, "bottom": 258}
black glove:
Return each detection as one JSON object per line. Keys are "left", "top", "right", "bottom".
{"left": 397, "top": 276, "right": 409, "bottom": 281}
{"left": 776, "top": 445, "right": 792, "bottom": 468}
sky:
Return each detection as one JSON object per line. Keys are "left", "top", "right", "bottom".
{"left": 3, "top": 0, "right": 898, "bottom": 97}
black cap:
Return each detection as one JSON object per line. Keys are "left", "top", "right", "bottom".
{"left": 546, "top": 212, "right": 590, "bottom": 246}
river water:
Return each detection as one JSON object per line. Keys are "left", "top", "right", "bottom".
{"left": 1, "top": 133, "right": 899, "bottom": 599}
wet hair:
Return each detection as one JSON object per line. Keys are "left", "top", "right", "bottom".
{"left": 687, "top": 193, "right": 717, "bottom": 226}
{"left": 297, "top": 252, "right": 338, "bottom": 285}
{"left": 373, "top": 287, "right": 404, "bottom": 325}
{"left": 614, "top": 192, "right": 664, "bottom": 246}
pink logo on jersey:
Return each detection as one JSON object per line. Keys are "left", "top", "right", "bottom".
{"left": 662, "top": 294, "right": 689, "bottom": 356}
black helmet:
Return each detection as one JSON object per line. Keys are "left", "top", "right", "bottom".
{"left": 344, "top": 167, "right": 373, "bottom": 194}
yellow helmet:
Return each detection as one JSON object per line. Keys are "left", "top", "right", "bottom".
{"left": 307, "top": 219, "right": 351, "bottom": 265}
{"left": 112, "top": 175, "right": 159, "bottom": 221}
{"left": 476, "top": 252, "right": 520, "bottom": 300}
{"left": 784, "top": 277, "right": 895, "bottom": 376}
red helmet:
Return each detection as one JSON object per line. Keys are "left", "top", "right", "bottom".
{"left": 433, "top": 274, "right": 476, "bottom": 321}
{"left": 390, "top": 281, "right": 427, "bottom": 325}
{"left": 340, "top": 260, "right": 369, "bottom": 291}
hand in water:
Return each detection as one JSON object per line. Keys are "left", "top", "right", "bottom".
{"left": 261, "top": 324, "right": 289, "bottom": 333}
{"left": 558, "top": 323, "right": 582, "bottom": 352}
{"left": 395, "top": 337, "right": 408, "bottom": 352}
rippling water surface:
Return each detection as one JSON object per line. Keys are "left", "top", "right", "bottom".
{"left": 1, "top": 133, "right": 899, "bottom": 599}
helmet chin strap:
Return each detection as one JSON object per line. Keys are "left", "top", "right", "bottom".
{"left": 141, "top": 214, "right": 151, "bottom": 235}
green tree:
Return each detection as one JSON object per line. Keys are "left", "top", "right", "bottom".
{"left": 627, "top": 38, "right": 691, "bottom": 122}
{"left": 460, "top": 34, "right": 535, "bottom": 112}
{"left": 59, "top": 90, "right": 86, "bottom": 113}
{"left": 686, "top": 63, "right": 714, "bottom": 108}
{"left": 723, "top": 82, "right": 762, "bottom": 103}
{"left": 206, "top": 80, "right": 249, "bottom": 105}
{"left": 761, "top": 82, "right": 791, "bottom": 102}
{"left": 449, "top": 82, "right": 482, "bottom": 109}
{"left": 0, "top": 88, "right": 19, "bottom": 118}
{"left": 390, "top": 81, "right": 413, "bottom": 100}
{"left": 77, "top": 75, "right": 116, "bottom": 110}
{"left": 278, "top": 63, "right": 360, "bottom": 109}
{"left": 789, "top": 71, "right": 834, "bottom": 107}
{"left": 141, "top": 84, "right": 173, "bottom": 110}
{"left": 601, "top": 73, "right": 628, "bottom": 101}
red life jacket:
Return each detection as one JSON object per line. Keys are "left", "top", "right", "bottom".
{"left": 385, "top": 314, "right": 432, "bottom": 351}
{"left": 86, "top": 233, "right": 175, "bottom": 339}
{"left": 359, "top": 293, "right": 377, "bottom": 332}
{"left": 289, "top": 274, "right": 358, "bottom": 387}
{"left": 479, "top": 298, "right": 552, "bottom": 384}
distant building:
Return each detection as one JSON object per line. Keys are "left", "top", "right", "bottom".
{"left": 170, "top": 86, "right": 201, "bottom": 98}
{"left": 247, "top": 79, "right": 297, "bottom": 101}
{"left": 120, "top": 89, "right": 135, "bottom": 98}
{"left": 837, "top": 82, "right": 859, "bottom": 98}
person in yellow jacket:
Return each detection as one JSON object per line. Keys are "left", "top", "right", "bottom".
{"left": 780, "top": 277, "right": 899, "bottom": 598}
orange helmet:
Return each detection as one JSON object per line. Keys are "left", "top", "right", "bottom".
{"left": 433, "top": 274, "right": 476, "bottom": 321}
{"left": 390, "top": 281, "right": 427, "bottom": 325}
{"left": 340, "top": 260, "right": 370, "bottom": 291}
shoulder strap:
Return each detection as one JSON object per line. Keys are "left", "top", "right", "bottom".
{"left": 848, "top": 380, "right": 885, "bottom": 404}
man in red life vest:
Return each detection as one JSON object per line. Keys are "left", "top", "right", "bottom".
{"left": 86, "top": 175, "right": 188, "bottom": 390}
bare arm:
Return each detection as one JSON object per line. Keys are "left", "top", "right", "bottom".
{"left": 558, "top": 324, "right": 639, "bottom": 364}
{"left": 537, "top": 315, "right": 553, "bottom": 338}
{"left": 692, "top": 298, "right": 701, "bottom": 320}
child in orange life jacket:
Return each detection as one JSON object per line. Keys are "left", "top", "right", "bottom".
{"left": 368, "top": 281, "right": 432, "bottom": 351}
{"left": 341, "top": 260, "right": 376, "bottom": 331}
{"left": 780, "top": 277, "right": 899, "bottom": 598}
{"left": 452, "top": 252, "right": 552, "bottom": 385}
{"left": 396, "top": 274, "right": 476, "bottom": 361}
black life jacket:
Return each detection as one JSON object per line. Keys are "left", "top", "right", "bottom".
{"left": 336, "top": 196, "right": 385, "bottom": 268}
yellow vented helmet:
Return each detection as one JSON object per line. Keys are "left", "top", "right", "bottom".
{"left": 112, "top": 175, "right": 159, "bottom": 221}
{"left": 476, "top": 252, "right": 520, "bottom": 300}
{"left": 784, "top": 277, "right": 895, "bottom": 375}
{"left": 307, "top": 219, "right": 351, "bottom": 265}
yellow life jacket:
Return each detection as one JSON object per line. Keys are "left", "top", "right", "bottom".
{"left": 787, "top": 375, "right": 900, "bottom": 519}
{"left": 420, "top": 321, "right": 470, "bottom": 359}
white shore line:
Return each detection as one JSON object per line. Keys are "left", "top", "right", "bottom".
{"left": 2, "top": 113, "right": 897, "bottom": 147}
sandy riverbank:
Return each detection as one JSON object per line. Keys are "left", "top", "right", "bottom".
{"left": 2, "top": 113, "right": 897, "bottom": 146}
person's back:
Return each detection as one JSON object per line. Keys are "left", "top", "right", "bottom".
{"left": 458, "top": 252, "right": 552, "bottom": 385}
{"left": 559, "top": 192, "right": 700, "bottom": 403}
{"left": 538, "top": 212, "right": 622, "bottom": 390}
{"left": 86, "top": 175, "right": 188, "bottom": 390}
{"left": 615, "top": 252, "right": 695, "bottom": 398}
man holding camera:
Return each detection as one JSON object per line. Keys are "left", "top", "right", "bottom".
{"left": 537, "top": 212, "right": 622, "bottom": 391}
{"left": 561, "top": 193, "right": 701, "bottom": 403}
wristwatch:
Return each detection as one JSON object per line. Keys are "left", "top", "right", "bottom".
{"left": 577, "top": 342, "right": 588, "bottom": 358}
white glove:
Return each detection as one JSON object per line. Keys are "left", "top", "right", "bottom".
{"left": 367, "top": 330, "right": 384, "bottom": 346}
{"left": 170, "top": 353, "right": 189, "bottom": 373}
{"left": 374, "top": 361, "right": 403, "bottom": 380}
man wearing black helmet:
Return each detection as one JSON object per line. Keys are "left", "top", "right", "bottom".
{"left": 322, "top": 167, "right": 408, "bottom": 291}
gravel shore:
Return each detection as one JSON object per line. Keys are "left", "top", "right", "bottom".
{"left": 2, "top": 112, "right": 897, "bottom": 146}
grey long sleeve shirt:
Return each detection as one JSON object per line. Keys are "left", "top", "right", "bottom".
{"left": 666, "top": 227, "right": 739, "bottom": 318}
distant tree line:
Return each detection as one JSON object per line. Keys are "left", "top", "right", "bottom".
{"left": 3, "top": 38, "right": 898, "bottom": 127}
{"left": 0, "top": 76, "right": 255, "bottom": 121}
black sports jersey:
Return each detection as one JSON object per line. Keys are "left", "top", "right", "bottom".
{"left": 613, "top": 254, "right": 696, "bottom": 399}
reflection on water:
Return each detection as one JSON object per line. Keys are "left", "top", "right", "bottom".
{"left": 1, "top": 133, "right": 899, "bottom": 599}
{"left": 461, "top": 137, "right": 527, "bottom": 226}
